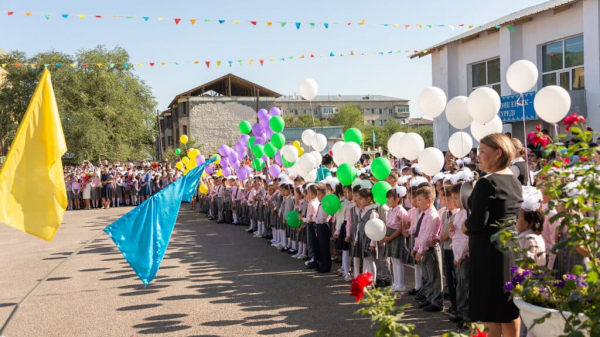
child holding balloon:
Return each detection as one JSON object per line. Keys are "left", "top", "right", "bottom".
{"left": 279, "top": 182, "right": 295, "bottom": 251}
{"left": 353, "top": 188, "right": 380, "bottom": 283}
{"left": 332, "top": 184, "right": 350, "bottom": 278}
{"left": 381, "top": 186, "right": 410, "bottom": 293}
{"left": 348, "top": 185, "right": 361, "bottom": 278}
{"left": 293, "top": 186, "right": 308, "bottom": 260}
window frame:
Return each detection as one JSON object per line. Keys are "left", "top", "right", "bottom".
{"left": 469, "top": 57, "right": 501, "bottom": 95}
{"left": 541, "top": 34, "right": 585, "bottom": 91}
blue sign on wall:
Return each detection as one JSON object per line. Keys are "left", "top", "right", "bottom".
{"left": 498, "top": 91, "right": 537, "bottom": 122}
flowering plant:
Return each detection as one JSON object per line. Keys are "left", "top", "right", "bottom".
{"left": 527, "top": 124, "right": 551, "bottom": 148}
{"left": 563, "top": 113, "right": 586, "bottom": 132}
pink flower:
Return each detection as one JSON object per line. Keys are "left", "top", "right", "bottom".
{"left": 564, "top": 113, "right": 586, "bottom": 132}
{"left": 350, "top": 272, "right": 373, "bottom": 302}
{"left": 527, "top": 124, "right": 550, "bottom": 147}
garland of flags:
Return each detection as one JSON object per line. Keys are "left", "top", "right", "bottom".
{"left": 0, "top": 48, "right": 435, "bottom": 69}
{"left": 3, "top": 11, "right": 480, "bottom": 30}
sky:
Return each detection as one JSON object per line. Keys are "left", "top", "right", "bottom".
{"left": 0, "top": 0, "right": 549, "bottom": 116}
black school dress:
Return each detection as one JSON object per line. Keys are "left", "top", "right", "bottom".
{"left": 465, "top": 174, "right": 523, "bottom": 323}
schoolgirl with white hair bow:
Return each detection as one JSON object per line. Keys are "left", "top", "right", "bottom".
{"left": 516, "top": 186, "right": 546, "bottom": 268}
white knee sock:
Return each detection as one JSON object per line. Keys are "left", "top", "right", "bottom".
{"left": 392, "top": 258, "right": 405, "bottom": 288}
{"left": 415, "top": 264, "right": 423, "bottom": 290}
{"left": 271, "top": 227, "right": 276, "bottom": 239}
{"left": 353, "top": 257, "right": 361, "bottom": 278}
{"left": 274, "top": 230, "right": 281, "bottom": 245}
{"left": 365, "top": 256, "right": 377, "bottom": 283}
{"left": 342, "top": 250, "right": 351, "bottom": 274}
{"left": 292, "top": 240, "right": 297, "bottom": 250}
{"left": 232, "top": 213, "right": 238, "bottom": 223}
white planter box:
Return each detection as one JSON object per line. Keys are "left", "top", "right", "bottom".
{"left": 514, "top": 297, "right": 589, "bottom": 337}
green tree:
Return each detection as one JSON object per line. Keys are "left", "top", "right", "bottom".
{"left": 362, "top": 120, "right": 433, "bottom": 151}
{"left": 0, "top": 46, "right": 157, "bottom": 162}
{"left": 328, "top": 104, "right": 364, "bottom": 130}
{"left": 283, "top": 114, "right": 329, "bottom": 128}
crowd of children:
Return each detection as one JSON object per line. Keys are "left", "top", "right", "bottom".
{"left": 195, "top": 136, "right": 585, "bottom": 333}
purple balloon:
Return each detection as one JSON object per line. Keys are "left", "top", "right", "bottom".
{"left": 258, "top": 109, "right": 271, "bottom": 127}
{"left": 254, "top": 136, "right": 266, "bottom": 146}
{"left": 269, "top": 107, "right": 282, "bottom": 117}
{"left": 275, "top": 151, "right": 283, "bottom": 166}
{"left": 196, "top": 155, "right": 205, "bottom": 165}
{"left": 262, "top": 155, "right": 268, "bottom": 163}
{"left": 232, "top": 160, "right": 241, "bottom": 170}
{"left": 205, "top": 166, "right": 214, "bottom": 175}
{"left": 269, "top": 164, "right": 281, "bottom": 178}
{"left": 265, "top": 128, "right": 275, "bottom": 140}
{"left": 237, "top": 168, "right": 247, "bottom": 180}
{"left": 219, "top": 144, "right": 232, "bottom": 157}
{"left": 239, "top": 134, "right": 250, "bottom": 143}
{"left": 220, "top": 157, "right": 229, "bottom": 167}
{"left": 228, "top": 151, "right": 239, "bottom": 162}
{"left": 222, "top": 167, "right": 231, "bottom": 177}
{"left": 251, "top": 123, "right": 265, "bottom": 137}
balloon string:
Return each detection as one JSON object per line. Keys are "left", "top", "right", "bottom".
{"left": 518, "top": 93, "right": 531, "bottom": 186}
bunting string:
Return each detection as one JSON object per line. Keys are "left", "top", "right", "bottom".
{"left": 0, "top": 47, "right": 435, "bottom": 70}
{"left": 3, "top": 11, "right": 481, "bottom": 30}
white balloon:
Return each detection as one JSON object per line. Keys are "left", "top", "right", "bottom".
{"left": 470, "top": 115, "right": 503, "bottom": 142}
{"left": 445, "top": 96, "right": 472, "bottom": 130}
{"left": 301, "top": 129, "right": 316, "bottom": 146}
{"left": 448, "top": 132, "right": 473, "bottom": 158}
{"left": 534, "top": 85, "right": 571, "bottom": 124}
{"left": 331, "top": 141, "right": 345, "bottom": 166}
{"left": 467, "top": 87, "right": 501, "bottom": 124}
{"left": 418, "top": 148, "right": 445, "bottom": 176}
{"left": 506, "top": 60, "right": 538, "bottom": 94}
{"left": 305, "top": 169, "right": 317, "bottom": 183}
{"left": 387, "top": 132, "right": 406, "bottom": 158}
{"left": 299, "top": 78, "right": 318, "bottom": 101}
{"left": 311, "top": 133, "right": 328, "bottom": 152}
{"left": 341, "top": 142, "right": 362, "bottom": 165}
{"left": 400, "top": 133, "right": 424, "bottom": 160}
{"left": 297, "top": 154, "right": 317, "bottom": 174}
{"left": 309, "top": 151, "right": 322, "bottom": 167}
{"left": 418, "top": 87, "right": 447, "bottom": 119}
{"left": 282, "top": 145, "right": 299, "bottom": 162}
{"left": 365, "top": 219, "right": 386, "bottom": 241}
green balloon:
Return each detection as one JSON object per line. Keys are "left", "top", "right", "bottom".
{"left": 264, "top": 142, "right": 277, "bottom": 158}
{"left": 282, "top": 157, "right": 296, "bottom": 168}
{"left": 372, "top": 181, "right": 392, "bottom": 205}
{"left": 252, "top": 144, "right": 265, "bottom": 158}
{"left": 248, "top": 137, "right": 256, "bottom": 149}
{"left": 252, "top": 158, "right": 265, "bottom": 171}
{"left": 337, "top": 163, "right": 357, "bottom": 186}
{"left": 269, "top": 116, "right": 285, "bottom": 133}
{"left": 271, "top": 133, "right": 286, "bottom": 149}
{"left": 239, "top": 121, "right": 252, "bottom": 134}
{"left": 175, "top": 148, "right": 181, "bottom": 155}
{"left": 344, "top": 128, "right": 363, "bottom": 145}
{"left": 371, "top": 157, "right": 392, "bottom": 181}
{"left": 286, "top": 210, "right": 302, "bottom": 228}
{"left": 322, "top": 194, "right": 341, "bottom": 215}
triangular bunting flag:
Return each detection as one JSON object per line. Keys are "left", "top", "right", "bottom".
{"left": 280, "top": 58, "right": 285, "bottom": 61}
{"left": 427, "top": 25, "right": 433, "bottom": 28}
{"left": 269, "top": 58, "right": 274, "bottom": 62}
{"left": 266, "top": 22, "right": 272, "bottom": 26}
{"left": 309, "top": 23, "right": 315, "bottom": 28}
{"left": 193, "top": 61, "right": 199, "bottom": 65}
{"left": 281, "top": 22, "right": 286, "bottom": 27}
{"left": 190, "top": 19, "right": 196, "bottom": 25}
{"left": 460, "top": 24, "right": 465, "bottom": 27}
{"left": 449, "top": 24, "right": 455, "bottom": 30}
{"left": 95, "top": 15, "right": 102, "bottom": 18}
{"left": 359, "top": 20, "right": 365, "bottom": 25}
{"left": 56, "top": 63, "right": 62, "bottom": 67}
{"left": 393, "top": 24, "right": 399, "bottom": 27}
{"left": 136, "top": 63, "right": 141, "bottom": 67}
{"left": 324, "top": 23, "right": 329, "bottom": 28}
{"left": 259, "top": 59, "right": 264, "bottom": 66}
{"left": 109, "top": 63, "right": 114, "bottom": 68}
{"left": 25, "top": 12, "right": 31, "bottom": 17}
{"left": 150, "top": 63, "right": 155, "bottom": 66}
{"left": 295, "top": 22, "right": 300, "bottom": 29}
{"left": 310, "top": 53, "right": 314, "bottom": 58}
{"left": 7, "top": 11, "right": 14, "bottom": 16}
{"left": 204, "top": 19, "right": 210, "bottom": 23}
{"left": 232, "top": 20, "right": 237, "bottom": 24}
{"left": 124, "top": 62, "right": 129, "bottom": 67}
{"left": 96, "top": 63, "right": 103, "bottom": 67}
{"left": 62, "top": 14, "right": 68, "bottom": 19}
{"left": 205, "top": 61, "right": 210, "bottom": 68}
{"left": 228, "top": 61, "right": 233, "bottom": 67}
{"left": 417, "top": 24, "right": 422, "bottom": 28}
{"left": 174, "top": 62, "right": 180, "bottom": 65}
{"left": 350, "top": 51, "right": 355, "bottom": 56}
{"left": 468, "top": 25, "right": 474, "bottom": 29}
{"left": 79, "top": 14, "right": 85, "bottom": 20}
{"left": 238, "top": 60, "right": 243, "bottom": 66}
{"left": 347, "top": 23, "right": 352, "bottom": 26}
{"left": 217, "top": 61, "right": 222, "bottom": 67}
{"left": 15, "top": 63, "right": 22, "bottom": 67}
{"left": 300, "top": 55, "right": 305, "bottom": 59}
{"left": 329, "top": 52, "right": 334, "bottom": 56}
{"left": 174, "top": 18, "right": 181, "bottom": 25}
{"left": 161, "top": 62, "right": 166, "bottom": 65}
{"left": 1, "top": 64, "right": 5, "bottom": 68}
{"left": 143, "top": 17, "right": 149, "bottom": 21}
{"left": 289, "top": 56, "right": 293, "bottom": 59}
{"left": 249, "top": 60, "right": 253, "bottom": 66}
{"left": 70, "top": 63, "right": 76, "bottom": 67}
{"left": 44, "top": 14, "right": 50, "bottom": 20}
{"left": 83, "top": 63, "right": 88, "bottom": 67}
{"left": 250, "top": 21, "right": 257, "bottom": 25}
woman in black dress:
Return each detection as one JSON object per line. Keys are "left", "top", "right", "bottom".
{"left": 465, "top": 133, "right": 523, "bottom": 337}
{"left": 101, "top": 167, "right": 114, "bottom": 210}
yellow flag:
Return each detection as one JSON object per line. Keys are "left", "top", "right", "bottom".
{"left": 0, "top": 69, "right": 67, "bottom": 241}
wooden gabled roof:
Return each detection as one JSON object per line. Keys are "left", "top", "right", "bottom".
{"left": 168, "top": 73, "right": 281, "bottom": 108}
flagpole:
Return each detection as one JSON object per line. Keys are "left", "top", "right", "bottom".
{"left": 0, "top": 230, "right": 106, "bottom": 337}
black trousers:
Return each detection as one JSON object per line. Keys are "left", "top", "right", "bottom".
{"left": 316, "top": 223, "right": 331, "bottom": 271}
{"left": 308, "top": 223, "right": 318, "bottom": 261}
{"left": 443, "top": 249, "right": 457, "bottom": 309}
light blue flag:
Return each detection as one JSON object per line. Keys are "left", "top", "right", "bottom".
{"left": 372, "top": 131, "right": 376, "bottom": 143}
{"left": 104, "top": 159, "right": 212, "bottom": 285}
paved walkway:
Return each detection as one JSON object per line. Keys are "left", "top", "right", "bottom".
{"left": 0, "top": 206, "right": 457, "bottom": 336}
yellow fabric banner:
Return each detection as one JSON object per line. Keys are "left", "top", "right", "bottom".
{"left": 0, "top": 69, "right": 67, "bottom": 241}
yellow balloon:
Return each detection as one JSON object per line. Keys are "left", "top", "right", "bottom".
{"left": 182, "top": 157, "right": 190, "bottom": 167}
{"left": 183, "top": 169, "right": 189, "bottom": 175}
{"left": 211, "top": 154, "right": 221, "bottom": 165}
{"left": 199, "top": 184, "right": 209, "bottom": 194}
{"left": 216, "top": 169, "right": 223, "bottom": 177}
{"left": 293, "top": 140, "right": 301, "bottom": 148}
{"left": 176, "top": 162, "right": 184, "bottom": 170}
{"left": 180, "top": 134, "right": 188, "bottom": 144}
{"left": 298, "top": 147, "right": 305, "bottom": 156}
{"left": 188, "top": 160, "right": 198, "bottom": 169}
{"left": 202, "top": 172, "right": 208, "bottom": 178}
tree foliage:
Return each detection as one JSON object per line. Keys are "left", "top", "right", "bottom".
{"left": 0, "top": 46, "right": 157, "bottom": 162}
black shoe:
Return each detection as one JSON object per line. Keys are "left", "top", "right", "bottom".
{"left": 306, "top": 262, "right": 318, "bottom": 269}
{"left": 281, "top": 248, "right": 289, "bottom": 253}
{"left": 422, "top": 305, "right": 443, "bottom": 312}
{"left": 449, "top": 315, "right": 464, "bottom": 323}
{"left": 287, "top": 249, "right": 297, "bottom": 255}
{"left": 374, "top": 280, "right": 387, "bottom": 288}
{"left": 418, "top": 301, "right": 432, "bottom": 309}
{"left": 414, "top": 295, "right": 426, "bottom": 302}
{"left": 407, "top": 288, "right": 420, "bottom": 296}
{"left": 446, "top": 307, "right": 459, "bottom": 316}
{"left": 316, "top": 268, "right": 331, "bottom": 273}
{"left": 216, "top": 220, "right": 224, "bottom": 224}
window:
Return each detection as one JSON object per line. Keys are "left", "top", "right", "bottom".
{"left": 168, "top": 136, "right": 173, "bottom": 147}
{"left": 321, "top": 107, "right": 335, "bottom": 115}
{"left": 542, "top": 35, "right": 584, "bottom": 90}
{"left": 371, "top": 109, "right": 374, "bottom": 115}
{"left": 162, "top": 137, "right": 166, "bottom": 149}
{"left": 471, "top": 58, "right": 501, "bottom": 95}
{"left": 160, "top": 120, "right": 165, "bottom": 131}
{"left": 389, "top": 108, "right": 393, "bottom": 115}
{"left": 166, "top": 116, "right": 173, "bottom": 128}
{"left": 379, "top": 120, "right": 384, "bottom": 126}
{"left": 183, "top": 125, "right": 188, "bottom": 135}
{"left": 179, "top": 102, "right": 188, "bottom": 115}
{"left": 294, "top": 110, "right": 298, "bottom": 116}
{"left": 379, "top": 109, "right": 382, "bottom": 114}
{"left": 303, "top": 109, "right": 307, "bottom": 114}
{"left": 173, "top": 107, "right": 179, "bottom": 120}
{"left": 371, "top": 120, "right": 375, "bottom": 125}
{"left": 395, "top": 106, "right": 409, "bottom": 113}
